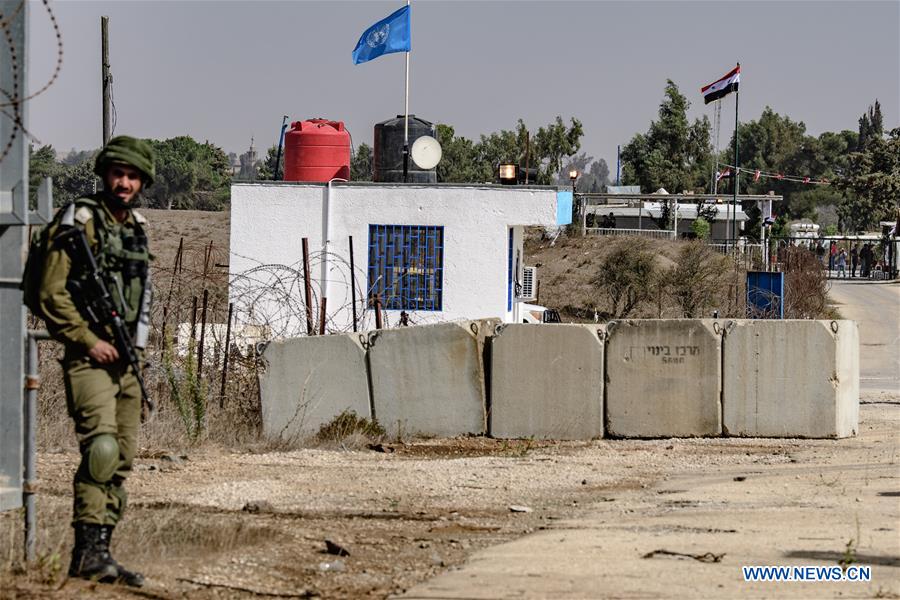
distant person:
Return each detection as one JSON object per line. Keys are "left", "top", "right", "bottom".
{"left": 828, "top": 241, "right": 837, "bottom": 272}
{"left": 37, "top": 136, "right": 155, "bottom": 587}
{"left": 861, "top": 243, "right": 873, "bottom": 278}
{"left": 836, "top": 248, "right": 847, "bottom": 278}
{"left": 607, "top": 212, "right": 616, "bottom": 229}
{"left": 850, "top": 244, "right": 859, "bottom": 278}
{"left": 815, "top": 241, "right": 826, "bottom": 265}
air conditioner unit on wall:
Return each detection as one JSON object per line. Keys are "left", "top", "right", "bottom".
{"left": 518, "top": 266, "right": 537, "bottom": 302}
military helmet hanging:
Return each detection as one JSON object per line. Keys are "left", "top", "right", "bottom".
{"left": 94, "top": 136, "right": 156, "bottom": 186}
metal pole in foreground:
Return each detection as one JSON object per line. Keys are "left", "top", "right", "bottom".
{"left": 402, "top": 0, "right": 411, "bottom": 182}
{"left": 219, "top": 302, "right": 233, "bottom": 407}
{"left": 374, "top": 295, "right": 383, "bottom": 330}
{"left": 349, "top": 236, "right": 358, "bottom": 332}
{"left": 732, "top": 70, "right": 740, "bottom": 253}
{"left": 197, "top": 289, "right": 208, "bottom": 382}
{"left": 24, "top": 330, "right": 50, "bottom": 563}
{"left": 302, "top": 238, "right": 314, "bottom": 335}
{"left": 101, "top": 16, "right": 111, "bottom": 146}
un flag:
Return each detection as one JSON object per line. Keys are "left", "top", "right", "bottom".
{"left": 352, "top": 5, "right": 411, "bottom": 65}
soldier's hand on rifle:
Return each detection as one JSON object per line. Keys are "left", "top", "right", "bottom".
{"left": 88, "top": 339, "right": 119, "bottom": 364}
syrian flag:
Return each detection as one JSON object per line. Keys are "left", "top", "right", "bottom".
{"left": 701, "top": 64, "right": 740, "bottom": 104}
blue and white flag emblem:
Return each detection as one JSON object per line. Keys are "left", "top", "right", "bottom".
{"left": 352, "top": 5, "right": 411, "bottom": 65}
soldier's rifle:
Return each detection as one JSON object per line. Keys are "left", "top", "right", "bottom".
{"left": 58, "top": 227, "right": 156, "bottom": 419}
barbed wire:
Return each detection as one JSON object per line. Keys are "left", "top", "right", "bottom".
{"left": 0, "top": 0, "right": 63, "bottom": 163}
{"left": 149, "top": 242, "right": 446, "bottom": 364}
{"left": 0, "top": 0, "right": 63, "bottom": 108}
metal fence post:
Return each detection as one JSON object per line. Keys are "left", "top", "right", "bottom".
{"left": 23, "top": 330, "right": 49, "bottom": 562}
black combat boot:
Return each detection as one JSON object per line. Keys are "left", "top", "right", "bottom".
{"left": 100, "top": 525, "right": 145, "bottom": 588}
{"left": 68, "top": 522, "right": 118, "bottom": 582}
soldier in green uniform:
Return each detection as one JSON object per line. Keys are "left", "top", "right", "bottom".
{"left": 38, "top": 136, "right": 155, "bottom": 587}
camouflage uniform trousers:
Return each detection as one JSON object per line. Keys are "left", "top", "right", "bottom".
{"left": 63, "top": 353, "right": 141, "bottom": 525}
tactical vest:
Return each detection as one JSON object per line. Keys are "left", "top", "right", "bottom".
{"left": 64, "top": 196, "right": 151, "bottom": 330}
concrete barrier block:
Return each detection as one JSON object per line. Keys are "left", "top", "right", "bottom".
{"left": 368, "top": 320, "right": 497, "bottom": 438}
{"left": 606, "top": 319, "right": 722, "bottom": 438}
{"left": 260, "top": 334, "right": 371, "bottom": 441}
{"left": 723, "top": 320, "right": 859, "bottom": 438}
{"left": 489, "top": 324, "right": 605, "bottom": 440}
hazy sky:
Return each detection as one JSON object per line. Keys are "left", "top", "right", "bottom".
{"left": 27, "top": 0, "right": 900, "bottom": 170}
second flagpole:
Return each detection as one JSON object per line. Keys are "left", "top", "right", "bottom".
{"left": 402, "top": 0, "right": 411, "bottom": 182}
{"left": 731, "top": 62, "right": 740, "bottom": 253}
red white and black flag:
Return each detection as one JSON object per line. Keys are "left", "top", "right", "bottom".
{"left": 701, "top": 64, "right": 740, "bottom": 104}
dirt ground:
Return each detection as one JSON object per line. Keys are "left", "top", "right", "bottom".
{"left": 141, "top": 208, "right": 229, "bottom": 274}
{"left": 3, "top": 209, "right": 895, "bottom": 598}
{"left": 2, "top": 395, "right": 897, "bottom": 599}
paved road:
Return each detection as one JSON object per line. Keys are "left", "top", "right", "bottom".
{"left": 828, "top": 280, "right": 900, "bottom": 395}
{"left": 399, "top": 283, "right": 900, "bottom": 599}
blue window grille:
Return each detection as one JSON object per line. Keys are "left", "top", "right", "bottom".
{"left": 367, "top": 225, "right": 444, "bottom": 311}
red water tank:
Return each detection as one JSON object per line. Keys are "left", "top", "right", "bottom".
{"left": 283, "top": 119, "right": 351, "bottom": 182}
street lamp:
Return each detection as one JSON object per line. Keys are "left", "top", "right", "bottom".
{"left": 569, "top": 169, "right": 579, "bottom": 230}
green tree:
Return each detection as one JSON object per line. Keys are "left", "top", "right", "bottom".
{"left": 431, "top": 117, "right": 584, "bottom": 184}
{"left": 621, "top": 80, "right": 712, "bottom": 194}
{"left": 28, "top": 145, "right": 59, "bottom": 206}
{"left": 256, "top": 145, "right": 284, "bottom": 181}
{"left": 143, "top": 136, "right": 231, "bottom": 210}
{"left": 435, "top": 124, "right": 482, "bottom": 183}
{"left": 475, "top": 119, "right": 530, "bottom": 182}
{"left": 835, "top": 127, "right": 900, "bottom": 232}
{"left": 558, "top": 153, "right": 609, "bottom": 192}
{"left": 55, "top": 159, "right": 97, "bottom": 206}
{"left": 60, "top": 148, "right": 96, "bottom": 166}
{"left": 722, "top": 107, "right": 858, "bottom": 233}
{"left": 532, "top": 116, "right": 584, "bottom": 184}
{"left": 30, "top": 147, "right": 98, "bottom": 207}
{"left": 691, "top": 216, "right": 711, "bottom": 240}
{"left": 350, "top": 142, "right": 373, "bottom": 181}
{"left": 725, "top": 107, "right": 807, "bottom": 195}
{"left": 857, "top": 99, "right": 883, "bottom": 150}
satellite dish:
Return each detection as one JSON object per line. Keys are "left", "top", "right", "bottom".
{"left": 411, "top": 135, "right": 442, "bottom": 170}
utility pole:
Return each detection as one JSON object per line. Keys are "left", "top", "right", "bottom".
{"left": 101, "top": 16, "right": 111, "bottom": 146}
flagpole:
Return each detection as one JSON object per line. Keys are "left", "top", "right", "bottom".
{"left": 402, "top": 0, "right": 410, "bottom": 182}
{"left": 732, "top": 62, "right": 740, "bottom": 253}
{"left": 712, "top": 99, "right": 721, "bottom": 195}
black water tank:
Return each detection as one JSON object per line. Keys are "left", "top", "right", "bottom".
{"left": 373, "top": 115, "right": 437, "bottom": 183}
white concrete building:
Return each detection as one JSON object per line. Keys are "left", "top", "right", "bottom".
{"left": 229, "top": 182, "right": 570, "bottom": 337}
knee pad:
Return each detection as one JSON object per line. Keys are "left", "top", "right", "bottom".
{"left": 82, "top": 434, "right": 119, "bottom": 483}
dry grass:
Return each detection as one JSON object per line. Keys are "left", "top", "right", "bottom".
{"left": 34, "top": 207, "right": 257, "bottom": 453}
{"left": 0, "top": 494, "right": 284, "bottom": 590}
{"left": 526, "top": 231, "right": 753, "bottom": 321}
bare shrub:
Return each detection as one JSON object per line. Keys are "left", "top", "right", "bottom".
{"left": 665, "top": 242, "right": 732, "bottom": 317}
{"left": 592, "top": 239, "right": 659, "bottom": 318}
{"left": 782, "top": 246, "right": 830, "bottom": 318}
